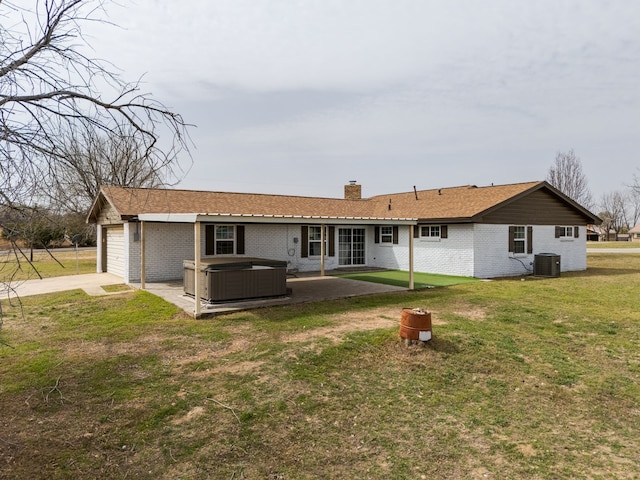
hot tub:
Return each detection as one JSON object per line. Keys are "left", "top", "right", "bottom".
{"left": 183, "top": 257, "right": 287, "bottom": 302}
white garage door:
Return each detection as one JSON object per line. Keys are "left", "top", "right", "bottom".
{"left": 106, "top": 226, "right": 125, "bottom": 278}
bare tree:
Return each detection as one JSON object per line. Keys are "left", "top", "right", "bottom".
{"left": 628, "top": 173, "right": 640, "bottom": 228}
{"left": 0, "top": 0, "right": 192, "bottom": 303}
{"left": 1, "top": 0, "right": 191, "bottom": 211}
{"left": 44, "top": 124, "right": 173, "bottom": 214}
{"left": 599, "top": 191, "right": 626, "bottom": 238}
{"left": 546, "top": 149, "right": 594, "bottom": 209}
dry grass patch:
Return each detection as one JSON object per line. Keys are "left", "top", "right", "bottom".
{"left": 1, "top": 254, "right": 640, "bottom": 479}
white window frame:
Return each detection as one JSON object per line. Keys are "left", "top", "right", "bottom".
{"left": 420, "top": 225, "right": 441, "bottom": 241}
{"left": 558, "top": 226, "right": 574, "bottom": 240}
{"left": 379, "top": 226, "right": 394, "bottom": 244}
{"left": 308, "top": 226, "right": 327, "bottom": 257}
{"left": 214, "top": 225, "right": 235, "bottom": 254}
{"left": 513, "top": 225, "right": 526, "bottom": 254}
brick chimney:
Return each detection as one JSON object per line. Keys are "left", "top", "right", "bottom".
{"left": 344, "top": 180, "right": 361, "bottom": 200}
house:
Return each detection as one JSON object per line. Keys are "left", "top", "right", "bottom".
{"left": 586, "top": 226, "right": 601, "bottom": 242}
{"left": 87, "top": 180, "right": 600, "bottom": 287}
{"left": 630, "top": 224, "right": 640, "bottom": 243}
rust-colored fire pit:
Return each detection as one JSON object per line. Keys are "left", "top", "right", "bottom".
{"left": 399, "top": 308, "right": 432, "bottom": 345}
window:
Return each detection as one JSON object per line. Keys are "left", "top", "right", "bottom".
{"left": 509, "top": 225, "right": 532, "bottom": 254}
{"left": 415, "top": 225, "right": 448, "bottom": 240}
{"left": 420, "top": 225, "right": 441, "bottom": 238}
{"left": 556, "top": 226, "right": 579, "bottom": 239}
{"left": 374, "top": 226, "right": 398, "bottom": 245}
{"left": 513, "top": 226, "right": 526, "bottom": 254}
{"left": 301, "top": 226, "right": 335, "bottom": 258}
{"left": 308, "top": 226, "right": 326, "bottom": 256}
{"left": 215, "top": 225, "right": 235, "bottom": 254}
{"left": 205, "top": 225, "right": 245, "bottom": 255}
{"left": 380, "top": 226, "right": 394, "bottom": 243}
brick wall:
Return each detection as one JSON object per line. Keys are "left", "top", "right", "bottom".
{"left": 119, "top": 221, "right": 587, "bottom": 283}
{"left": 127, "top": 222, "right": 194, "bottom": 282}
{"left": 473, "top": 224, "right": 587, "bottom": 278}
{"left": 414, "top": 224, "right": 475, "bottom": 277}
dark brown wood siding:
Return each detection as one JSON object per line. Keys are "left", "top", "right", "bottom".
{"left": 301, "top": 226, "right": 308, "bottom": 258}
{"left": 328, "top": 226, "right": 335, "bottom": 257}
{"left": 205, "top": 225, "right": 215, "bottom": 255}
{"left": 481, "top": 189, "right": 590, "bottom": 225}
{"left": 236, "top": 225, "right": 245, "bottom": 255}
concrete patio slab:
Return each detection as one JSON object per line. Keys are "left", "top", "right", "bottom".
{"left": 137, "top": 275, "right": 408, "bottom": 316}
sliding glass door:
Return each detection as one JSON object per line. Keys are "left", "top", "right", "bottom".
{"left": 338, "top": 228, "right": 366, "bottom": 266}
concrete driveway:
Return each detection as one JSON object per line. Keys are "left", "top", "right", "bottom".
{"left": 4, "top": 272, "right": 407, "bottom": 316}
{"left": 3, "top": 273, "right": 126, "bottom": 299}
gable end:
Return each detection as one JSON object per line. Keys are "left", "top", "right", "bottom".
{"left": 480, "top": 188, "right": 593, "bottom": 225}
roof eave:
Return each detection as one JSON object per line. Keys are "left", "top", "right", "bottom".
{"left": 138, "top": 213, "right": 418, "bottom": 225}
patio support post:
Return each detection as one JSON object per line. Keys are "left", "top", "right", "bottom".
{"left": 96, "top": 226, "right": 104, "bottom": 273}
{"left": 409, "top": 225, "right": 415, "bottom": 290}
{"left": 321, "top": 223, "right": 326, "bottom": 276}
{"left": 194, "top": 221, "right": 201, "bottom": 318}
{"left": 140, "top": 221, "right": 146, "bottom": 289}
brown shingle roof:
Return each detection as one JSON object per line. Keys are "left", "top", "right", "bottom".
{"left": 366, "top": 182, "right": 543, "bottom": 220}
{"left": 89, "top": 181, "right": 593, "bottom": 223}
{"left": 93, "top": 186, "right": 387, "bottom": 220}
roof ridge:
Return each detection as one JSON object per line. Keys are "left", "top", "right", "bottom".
{"left": 101, "top": 185, "right": 355, "bottom": 201}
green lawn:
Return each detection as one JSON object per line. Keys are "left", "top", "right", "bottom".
{"left": 0, "top": 248, "right": 96, "bottom": 281}
{"left": 587, "top": 241, "right": 639, "bottom": 248}
{"left": 337, "top": 269, "right": 479, "bottom": 288}
{"left": 1, "top": 253, "right": 639, "bottom": 479}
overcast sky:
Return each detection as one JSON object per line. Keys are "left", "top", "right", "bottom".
{"left": 90, "top": 0, "right": 639, "bottom": 204}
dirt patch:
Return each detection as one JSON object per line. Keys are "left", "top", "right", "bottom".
{"left": 171, "top": 405, "right": 206, "bottom": 425}
{"left": 517, "top": 443, "right": 537, "bottom": 457}
{"left": 284, "top": 306, "right": 401, "bottom": 344}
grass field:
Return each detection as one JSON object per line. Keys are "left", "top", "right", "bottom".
{"left": 1, "top": 253, "right": 639, "bottom": 479}
{"left": 587, "top": 241, "right": 639, "bottom": 249}
{"left": 0, "top": 248, "right": 96, "bottom": 282}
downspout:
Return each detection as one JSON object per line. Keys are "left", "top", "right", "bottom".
{"left": 140, "top": 221, "right": 146, "bottom": 289}
{"left": 321, "top": 223, "right": 326, "bottom": 276}
{"left": 409, "top": 225, "right": 415, "bottom": 290}
{"left": 194, "top": 221, "right": 201, "bottom": 318}
{"left": 96, "top": 225, "right": 104, "bottom": 273}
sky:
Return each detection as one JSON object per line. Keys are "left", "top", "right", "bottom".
{"left": 89, "top": 0, "right": 639, "bottom": 204}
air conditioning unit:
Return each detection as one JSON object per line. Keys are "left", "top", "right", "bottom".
{"left": 534, "top": 253, "right": 561, "bottom": 278}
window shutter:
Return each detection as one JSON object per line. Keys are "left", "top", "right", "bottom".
{"left": 328, "top": 226, "right": 335, "bottom": 257}
{"left": 574, "top": 226, "right": 579, "bottom": 238}
{"left": 508, "top": 226, "right": 515, "bottom": 253}
{"left": 555, "top": 226, "right": 562, "bottom": 238}
{"left": 374, "top": 226, "right": 380, "bottom": 244}
{"left": 527, "top": 226, "right": 533, "bottom": 254}
{"left": 301, "top": 226, "right": 308, "bottom": 258}
{"left": 236, "top": 225, "right": 245, "bottom": 254}
{"left": 414, "top": 225, "right": 420, "bottom": 238}
{"left": 441, "top": 225, "right": 448, "bottom": 239}
{"left": 205, "top": 225, "right": 215, "bottom": 255}
{"left": 392, "top": 226, "right": 399, "bottom": 244}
